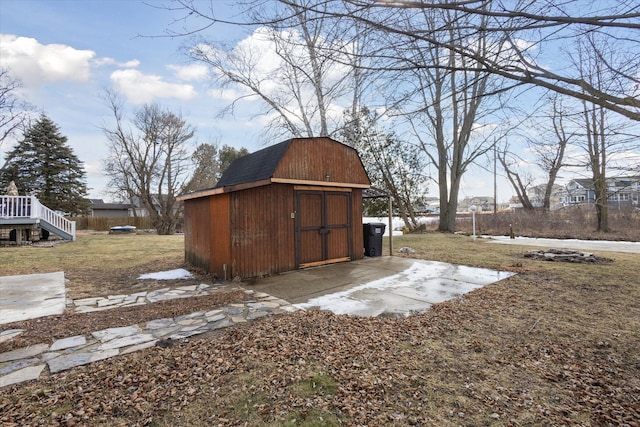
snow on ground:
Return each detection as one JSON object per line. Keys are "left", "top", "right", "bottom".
{"left": 295, "top": 260, "right": 514, "bottom": 317}
{"left": 363, "top": 216, "right": 439, "bottom": 236}
{"left": 138, "top": 269, "right": 194, "bottom": 280}
{"left": 485, "top": 236, "right": 640, "bottom": 254}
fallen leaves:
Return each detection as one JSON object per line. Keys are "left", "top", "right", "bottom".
{"left": 1, "top": 271, "right": 639, "bottom": 426}
{"left": 0, "top": 289, "right": 250, "bottom": 352}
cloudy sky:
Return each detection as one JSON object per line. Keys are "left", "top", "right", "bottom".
{"left": 1, "top": 0, "right": 265, "bottom": 199}
{"left": 0, "top": 0, "right": 580, "bottom": 203}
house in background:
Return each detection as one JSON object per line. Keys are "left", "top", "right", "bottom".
{"left": 560, "top": 176, "right": 640, "bottom": 208}
{"left": 88, "top": 199, "right": 133, "bottom": 218}
{"left": 458, "top": 196, "right": 495, "bottom": 212}
{"left": 560, "top": 179, "right": 596, "bottom": 206}
{"left": 507, "top": 196, "right": 523, "bottom": 210}
{"left": 416, "top": 197, "right": 440, "bottom": 214}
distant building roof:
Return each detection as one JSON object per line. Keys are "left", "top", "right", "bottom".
{"left": 573, "top": 178, "right": 594, "bottom": 189}
{"left": 90, "top": 201, "right": 132, "bottom": 210}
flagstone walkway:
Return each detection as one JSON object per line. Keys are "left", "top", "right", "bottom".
{"left": 0, "top": 286, "right": 298, "bottom": 388}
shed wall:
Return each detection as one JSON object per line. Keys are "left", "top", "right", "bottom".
{"left": 229, "top": 184, "right": 296, "bottom": 278}
{"left": 209, "top": 193, "right": 232, "bottom": 279}
{"left": 351, "top": 189, "right": 364, "bottom": 260}
{"left": 184, "top": 197, "right": 213, "bottom": 272}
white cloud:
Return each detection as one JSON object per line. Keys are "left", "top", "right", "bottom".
{"left": 207, "top": 86, "right": 253, "bottom": 101}
{"left": 110, "top": 69, "right": 197, "bottom": 104}
{"left": 0, "top": 34, "right": 95, "bottom": 85}
{"left": 195, "top": 26, "right": 357, "bottom": 133}
{"left": 470, "top": 122, "right": 498, "bottom": 139}
{"left": 608, "top": 150, "right": 640, "bottom": 170}
{"left": 168, "top": 63, "right": 209, "bottom": 81}
{"left": 93, "top": 57, "right": 140, "bottom": 68}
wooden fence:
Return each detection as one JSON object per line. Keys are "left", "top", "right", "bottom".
{"left": 70, "top": 216, "right": 153, "bottom": 231}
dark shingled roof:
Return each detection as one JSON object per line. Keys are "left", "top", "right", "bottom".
{"left": 573, "top": 178, "right": 594, "bottom": 189}
{"left": 363, "top": 187, "right": 390, "bottom": 199}
{"left": 215, "top": 139, "right": 292, "bottom": 188}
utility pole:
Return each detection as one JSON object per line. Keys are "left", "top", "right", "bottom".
{"left": 493, "top": 139, "right": 497, "bottom": 214}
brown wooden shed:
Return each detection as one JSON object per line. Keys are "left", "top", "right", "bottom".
{"left": 177, "top": 137, "right": 371, "bottom": 280}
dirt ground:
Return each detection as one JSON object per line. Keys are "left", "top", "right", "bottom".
{"left": 65, "top": 265, "right": 209, "bottom": 299}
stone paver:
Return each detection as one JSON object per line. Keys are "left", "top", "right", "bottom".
{"left": 72, "top": 284, "right": 214, "bottom": 312}
{"left": 50, "top": 335, "right": 86, "bottom": 351}
{"left": 0, "top": 287, "right": 299, "bottom": 388}
{"left": 0, "top": 364, "right": 46, "bottom": 388}
{"left": 0, "top": 329, "right": 24, "bottom": 344}
{"left": 0, "top": 343, "right": 50, "bottom": 363}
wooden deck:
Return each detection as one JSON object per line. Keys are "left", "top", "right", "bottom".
{"left": 0, "top": 195, "right": 76, "bottom": 242}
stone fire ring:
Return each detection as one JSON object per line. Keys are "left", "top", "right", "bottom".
{"left": 522, "top": 248, "right": 613, "bottom": 263}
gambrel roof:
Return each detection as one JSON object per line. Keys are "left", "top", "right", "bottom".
{"left": 178, "top": 137, "right": 370, "bottom": 201}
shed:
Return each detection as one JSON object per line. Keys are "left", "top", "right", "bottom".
{"left": 177, "top": 137, "right": 371, "bottom": 279}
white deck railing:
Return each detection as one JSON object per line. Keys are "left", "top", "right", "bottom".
{"left": 0, "top": 195, "right": 36, "bottom": 218}
{"left": 0, "top": 195, "right": 76, "bottom": 240}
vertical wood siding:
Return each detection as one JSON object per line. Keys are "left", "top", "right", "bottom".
{"left": 351, "top": 189, "right": 364, "bottom": 259}
{"left": 229, "top": 184, "right": 295, "bottom": 278}
{"left": 183, "top": 197, "right": 212, "bottom": 272}
{"left": 274, "top": 138, "right": 370, "bottom": 185}
{"left": 209, "top": 193, "right": 231, "bottom": 280}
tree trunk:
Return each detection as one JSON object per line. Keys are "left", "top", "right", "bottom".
{"left": 593, "top": 175, "right": 610, "bottom": 232}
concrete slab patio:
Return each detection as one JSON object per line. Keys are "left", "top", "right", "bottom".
{"left": 0, "top": 272, "right": 66, "bottom": 325}
{"left": 246, "top": 256, "right": 515, "bottom": 317}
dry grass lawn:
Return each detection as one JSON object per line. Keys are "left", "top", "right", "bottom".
{"left": 1, "top": 230, "right": 639, "bottom": 426}
{"left": 1, "top": 230, "right": 192, "bottom": 299}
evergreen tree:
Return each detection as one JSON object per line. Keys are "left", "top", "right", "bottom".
{"left": 0, "top": 114, "right": 89, "bottom": 215}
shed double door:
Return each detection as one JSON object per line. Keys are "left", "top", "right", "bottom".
{"left": 295, "top": 190, "right": 352, "bottom": 268}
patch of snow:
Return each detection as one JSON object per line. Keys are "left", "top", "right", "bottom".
{"left": 363, "top": 217, "right": 438, "bottom": 236}
{"left": 295, "top": 261, "right": 514, "bottom": 317}
{"left": 485, "top": 236, "right": 640, "bottom": 254}
{"left": 138, "top": 268, "right": 194, "bottom": 280}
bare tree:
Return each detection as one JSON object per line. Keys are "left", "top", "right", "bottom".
{"left": 167, "top": 0, "right": 640, "bottom": 122}
{"left": 162, "top": 1, "right": 639, "bottom": 233}
{"left": 566, "top": 34, "right": 639, "bottom": 232}
{"left": 500, "top": 95, "right": 572, "bottom": 211}
{"left": 386, "top": 5, "right": 505, "bottom": 232}
{"left": 581, "top": 101, "right": 611, "bottom": 231}
{"left": 532, "top": 97, "right": 572, "bottom": 211}
{"left": 101, "top": 91, "right": 195, "bottom": 234}
{"left": 185, "top": 0, "right": 370, "bottom": 140}
{"left": 497, "top": 143, "right": 535, "bottom": 211}
{"left": 0, "top": 68, "right": 30, "bottom": 148}
{"left": 341, "top": 107, "right": 426, "bottom": 229}
{"left": 273, "top": 0, "right": 640, "bottom": 122}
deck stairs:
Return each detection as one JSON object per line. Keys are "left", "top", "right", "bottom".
{"left": 0, "top": 195, "right": 76, "bottom": 241}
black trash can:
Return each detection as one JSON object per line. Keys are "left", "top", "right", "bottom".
{"left": 363, "top": 222, "right": 386, "bottom": 257}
